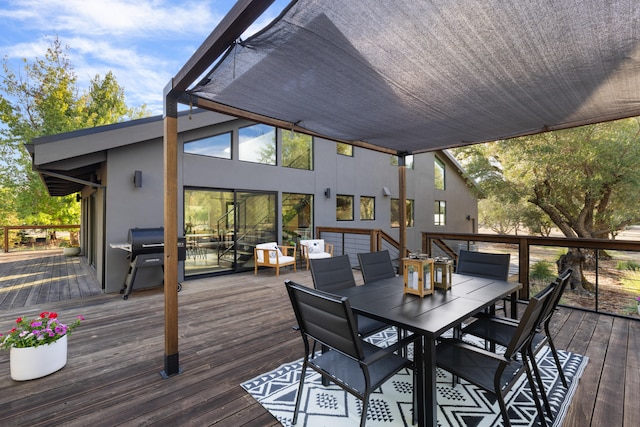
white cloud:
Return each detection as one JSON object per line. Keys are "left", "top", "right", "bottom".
{"left": 0, "top": 0, "right": 290, "bottom": 115}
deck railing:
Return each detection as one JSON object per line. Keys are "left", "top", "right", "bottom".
{"left": 423, "top": 232, "right": 640, "bottom": 318}
{"left": 314, "top": 227, "right": 640, "bottom": 318}
{"left": 1, "top": 225, "right": 80, "bottom": 253}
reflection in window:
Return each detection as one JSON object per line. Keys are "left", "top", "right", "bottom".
{"left": 390, "top": 198, "right": 414, "bottom": 228}
{"left": 434, "top": 200, "right": 446, "bottom": 225}
{"left": 391, "top": 154, "right": 414, "bottom": 169}
{"left": 184, "top": 132, "right": 231, "bottom": 159}
{"left": 360, "top": 196, "right": 375, "bottom": 220}
{"left": 239, "top": 124, "right": 276, "bottom": 164}
{"left": 435, "top": 157, "right": 445, "bottom": 190}
{"left": 337, "top": 142, "right": 353, "bottom": 156}
{"left": 282, "top": 193, "right": 313, "bottom": 242}
{"left": 336, "top": 195, "right": 354, "bottom": 221}
{"left": 282, "top": 130, "right": 313, "bottom": 170}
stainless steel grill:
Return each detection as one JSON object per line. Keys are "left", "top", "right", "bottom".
{"left": 111, "top": 227, "right": 185, "bottom": 300}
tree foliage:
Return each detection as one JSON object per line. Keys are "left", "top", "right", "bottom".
{"left": 0, "top": 37, "right": 149, "bottom": 225}
{"left": 453, "top": 118, "right": 640, "bottom": 291}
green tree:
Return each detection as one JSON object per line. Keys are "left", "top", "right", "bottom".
{"left": 0, "top": 37, "right": 148, "bottom": 226}
{"left": 454, "top": 118, "right": 640, "bottom": 291}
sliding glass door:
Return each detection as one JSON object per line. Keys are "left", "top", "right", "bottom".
{"left": 184, "top": 189, "right": 276, "bottom": 276}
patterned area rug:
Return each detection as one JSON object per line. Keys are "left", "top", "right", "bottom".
{"left": 242, "top": 328, "right": 588, "bottom": 427}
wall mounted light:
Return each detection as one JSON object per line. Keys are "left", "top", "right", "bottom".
{"left": 324, "top": 188, "right": 331, "bottom": 198}
{"left": 382, "top": 186, "right": 391, "bottom": 196}
{"left": 133, "top": 170, "right": 142, "bottom": 188}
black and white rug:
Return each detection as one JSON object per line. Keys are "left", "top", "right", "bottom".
{"left": 242, "top": 329, "right": 588, "bottom": 427}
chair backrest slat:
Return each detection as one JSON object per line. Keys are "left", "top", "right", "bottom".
{"left": 358, "top": 250, "right": 395, "bottom": 283}
{"left": 456, "top": 250, "right": 510, "bottom": 280}
{"left": 310, "top": 255, "right": 356, "bottom": 292}
{"left": 285, "top": 280, "right": 363, "bottom": 359}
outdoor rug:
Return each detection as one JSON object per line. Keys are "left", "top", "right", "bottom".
{"left": 241, "top": 328, "right": 588, "bottom": 427}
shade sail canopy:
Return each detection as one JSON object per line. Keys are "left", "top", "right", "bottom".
{"left": 181, "top": 0, "right": 640, "bottom": 154}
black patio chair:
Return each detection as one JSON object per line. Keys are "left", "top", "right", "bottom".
{"left": 284, "top": 280, "right": 418, "bottom": 427}
{"left": 357, "top": 250, "right": 396, "bottom": 284}
{"left": 457, "top": 249, "right": 512, "bottom": 315}
{"left": 310, "top": 255, "right": 389, "bottom": 338}
{"left": 463, "top": 269, "right": 573, "bottom": 395}
{"left": 436, "top": 283, "right": 556, "bottom": 427}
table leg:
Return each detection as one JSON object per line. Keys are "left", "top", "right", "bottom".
{"left": 414, "top": 336, "right": 437, "bottom": 427}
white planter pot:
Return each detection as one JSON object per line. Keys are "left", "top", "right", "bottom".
{"left": 637, "top": 305, "right": 640, "bottom": 316}
{"left": 63, "top": 247, "right": 81, "bottom": 256}
{"left": 10, "top": 335, "right": 67, "bottom": 381}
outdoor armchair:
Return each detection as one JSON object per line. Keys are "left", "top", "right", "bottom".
{"left": 310, "top": 255, "right": 389, "bottom": 337}
{"left": 457, "top": 249, "right": 512, "bottom": 315}
{"left": 436, "top": 283, "right": 556, "bottom": 427}
{"left": 357, "top": 250, "right": 396, "bottom": 283}
{"left": 463, "top": 269, "right": 573, "bottom": 395}
{"left": 299, "top": 239, "right": 334, "bottom": 270}
{"left": 253, "top": 242, "right": 296, "bottom": 276}
{"left": 285, "top": 280, "right": 418, "bottom": 427}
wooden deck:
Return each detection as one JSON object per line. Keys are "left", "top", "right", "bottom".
{"left": 0, "top": 251, "right": 638, "bottom": 426}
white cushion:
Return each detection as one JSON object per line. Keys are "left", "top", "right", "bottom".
{"left": 308, "top": 252, "right": 331, "bottom": 260}
{"left": 301, "top": 239, "right": 325, "bottom": 255}
{"left": 255, "top": 242, "right": 283, "bottom": 263}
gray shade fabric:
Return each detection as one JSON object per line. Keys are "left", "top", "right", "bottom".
{"left": 188, "top": 0, "right": 640, "bottom": 153}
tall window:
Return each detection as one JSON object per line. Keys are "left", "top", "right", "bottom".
{"left": 390, "top": 198, "right": 414, "bottom": 228}
{"left": 435, "top": 157, "right": 445, "bottom": 190}
{"left": 337, "top": 142, "right": 353, "bottom": 156}
{"left": 238, "top": 124, "right": 276, "bottom": 164}
{"left": 360, "top": 196, "right": 375, "bottom": 220}
{"left": 282, "top": 193, "right": 313, "bottom": 242}
{"left": 391, "top": 154, "right": 414, "bottom": 169}
{"left": 336, "top": 195, "right": 354, "bottom": 221}
{"left": 282, "top": 130, "right": 313, "bottom": 170}
{"left": 434, "top": 200, "right": 446, "bottom": 225}
{"left": 184, "top": 132, "right": 231, "bottom": 159}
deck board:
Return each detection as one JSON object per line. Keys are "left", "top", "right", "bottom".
{"left": 0, "top": 251, "right": 638, "bottom": 426}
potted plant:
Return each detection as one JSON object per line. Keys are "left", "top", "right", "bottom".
{"left": 60, "top": 241, "right": 81, "bottom": 256}
{"left": 1, "top": 311, "right": 84, "bottom": 381}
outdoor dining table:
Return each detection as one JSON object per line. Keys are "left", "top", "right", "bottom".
{"left": 332, "top": 273, "right": 521, "bottom": 427}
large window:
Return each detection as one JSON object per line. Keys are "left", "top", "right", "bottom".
{"left": 390, "top": 198, "right": 414, "bottom": 228}
{"left": 184, "top": 132, "right": 231, "bottom": 159}
{"left": 282, "top": 130, "right": 313, "bottom": 170}
{"left": 239, "top": 124, "right": 276, "bottom": 164}
{"left": 336, "top": 195, "right": 354, "bottom": 221}
{"left": 337, "top": 142, "right": 353, "bottom": 156}
{"left": 360, "top": 196, "right": 375, "bottom": 220}
{"left": 282, "top": 193, "right": 313, "bottom": 242}
{"left": 434, "top": 200, "right": 446, "bottom": 226}
{"left": 435, "top": 157, "right": 445, "bottom": 190}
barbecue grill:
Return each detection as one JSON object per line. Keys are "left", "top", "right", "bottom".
{"left": 110, "top": 227, "right": 185, "bottom": 300}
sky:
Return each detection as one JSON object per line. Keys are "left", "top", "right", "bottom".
{"left": 0, "top": 0, "right": 290, "bottom": 115}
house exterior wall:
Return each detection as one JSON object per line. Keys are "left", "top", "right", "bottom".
{"left": 34, "top": 112, "right": 478, "bottom": 293}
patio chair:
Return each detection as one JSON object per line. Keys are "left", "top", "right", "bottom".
{"left": 310, "top": 255, "right": 389, "bottom": 337}
{"left": 436, "top": 283, "right": 556, "bottom": 427}
{"left": 253, "top": 242, "right": 296, "bottom": 276}
{"left": 284, "top": 280, "right": 418, "bottom": 427}
{"left": 457, "top": 249, "right": 511, "bottom": 315}
{"left": 357, "top": 250, "right": 396, "bottom": 283}
{"left": 463, "top": 269, "right": 573, "bottom": 393}
{"left": 299, "top": 239, "right": 334, "bottom": 270}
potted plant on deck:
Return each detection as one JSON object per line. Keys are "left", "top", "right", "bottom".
{"left": 1, "top": 311, "right": 84, "bottom": 381}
